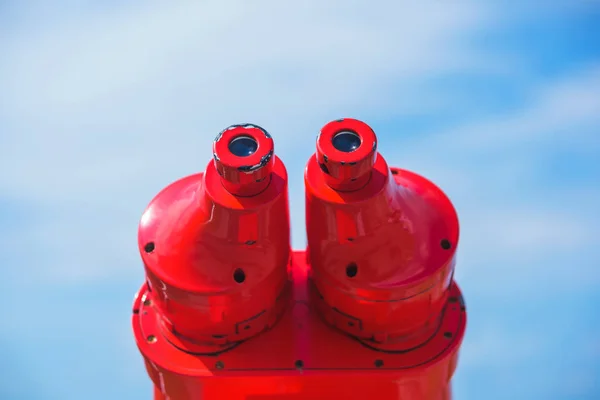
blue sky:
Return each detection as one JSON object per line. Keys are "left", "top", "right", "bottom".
{"left": 1, "top": 1, "right": 599, "bottom": 399}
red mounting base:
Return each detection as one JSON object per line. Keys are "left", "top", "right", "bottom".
{"left": 132, "top": 251, "right": 466, "bottom": 400}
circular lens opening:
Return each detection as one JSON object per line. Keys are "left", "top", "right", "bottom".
{"left": 229, "top": 135, "right": 258, "bottom": 157}
{"left": 332, "top": 131, "right": 361, "bottom": 153}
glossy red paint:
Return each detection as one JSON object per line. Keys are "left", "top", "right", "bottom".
{"left": 132, "top": 119, "right": 466, "bottom": 400}
{"left": 305, "top": 118, "right": 459, "bottom": 351}
{"left": 138, "top": 123, "right": 291, "bottom": 354}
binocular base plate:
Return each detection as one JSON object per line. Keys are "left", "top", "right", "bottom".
{"left": 132, "top": 251, "right": 466, "bottom": 400}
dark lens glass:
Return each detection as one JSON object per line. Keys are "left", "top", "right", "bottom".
{"left": 229, "top": 135, "right": 258, "bottom": 157}
{"left": 332, "top": 131, "right": 361, "bottom": 153}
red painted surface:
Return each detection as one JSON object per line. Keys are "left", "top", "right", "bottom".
{"left": 132, "top": 120, "right": 466, "bottom": 400}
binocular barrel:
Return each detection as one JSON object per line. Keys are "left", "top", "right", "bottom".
{"left": 132, "top": 119, "right": 466, "bottom": 400}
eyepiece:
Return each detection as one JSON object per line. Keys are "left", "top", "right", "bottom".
{"left": 332, "top": 131, "right": 361, "bottom": 153}
{"left": 213, "top": 124, "right": 275, "bottom": 196}
{"left": 229, "top": 135, "right": 258, "bottom": 157}
{"left": 316, "top": 118, "right": 377, "bottom": 191}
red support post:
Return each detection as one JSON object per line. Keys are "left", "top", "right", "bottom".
{"left": 132, "top": 119, "right": 466, "bottom": 400}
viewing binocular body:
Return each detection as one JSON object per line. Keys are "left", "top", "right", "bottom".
{"left": 131, "top": 118, "right": 466, "bottom": 400}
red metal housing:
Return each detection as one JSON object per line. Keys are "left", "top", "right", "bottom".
{"left": 138, "top": 123, "right": 291, "bottom": 355}
{"left": 306, "top": 118, "right": 459, "bottom": 352}
{"left": 132, "top": 119, "right": 466, "bottom": 400}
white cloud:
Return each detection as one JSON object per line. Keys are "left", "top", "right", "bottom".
{"left": 392, "top": 62, "right": 600, "bottom": 162}
{"left": 450, "top": 65, "right": 600, "bottom": 150}
{"left": 0, "top": 0, "right": 492, "bottom": 115}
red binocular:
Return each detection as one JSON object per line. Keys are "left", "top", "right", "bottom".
{"left": 132, "top": 118, "right": 466, "bottom": 400}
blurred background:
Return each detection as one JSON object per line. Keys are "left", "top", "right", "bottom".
{"left": 1, "top": 1, "right": 599, "bottom": 399}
